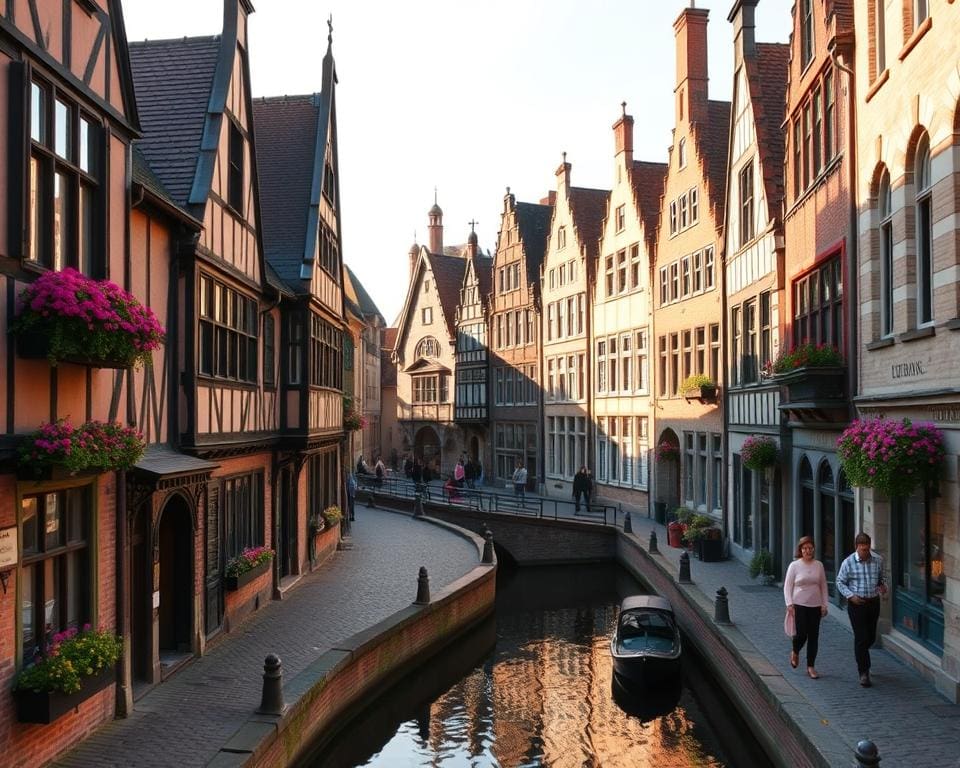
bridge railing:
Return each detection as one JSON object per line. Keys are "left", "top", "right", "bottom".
{"left": 355, "top": 474, "right": 619, "bottom": 527}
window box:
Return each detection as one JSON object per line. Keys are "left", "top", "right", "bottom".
{"left": 16, "top": 329, "right": 133, "bottom": 369}
{"left": 15, "top": 665, "right": 113, "bottom": 725}
{"left": 774, "top": 365, "right": 845, "bottom": 402}
{"left": 682, "top": 385, "right": 717, "bottom": 404}
{"left": 223, "top": 558, "right": 271, "bottom": 592}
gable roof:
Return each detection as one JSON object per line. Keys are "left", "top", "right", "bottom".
{"left": 426, "top": 251, "right": 468, "bottom": 338}
{"left": 515, "top": 201, "right": 553, "bottom": 293}
{"left": 466, "top": 253, "right": 494, "bottom": 314}
{"left": 695, "top": 100, "right": 732, "bottom": 229}
{"left": 568, "top": 187, "right": 610, "bottom": 258}
{"left": 129, "top": 36, "right": 221, "bottom": 209}
{"left": 344, "top": 264, "right": 384, "bottom": 323}
{"left": 748, "top": 43, "right": 789, "bottom": 223}
{"left": 630, "top": 160, "right": 669, "bottom": 253}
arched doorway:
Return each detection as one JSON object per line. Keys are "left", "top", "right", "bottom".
{"left": 157, "top": 494, "right": 193, "bottom": 676}
{"left": 414, "top": 426, "right": 441, "bottom": 475}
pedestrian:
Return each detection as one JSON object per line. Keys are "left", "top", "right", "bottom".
{"left": 454, "top": 456, "right": 466, "bottom": 488}
{"left": 374, "top": 455, "right": 385, "bottom": 485}
{"left": 572, "top": 465, "right": 593, "bottom": 514}
{"left": 512, "top": 459, "right": 527, "bottom": 502}
{"left": 404, "top": 454, "right": 414, "bottom": 479}
{"left": 835, "top": 532, "right": 888, "bottom": 687}
{"left": 783, "top": 535, "right": 828, "bottom": 680}
{"left": 464, "top": 458, "right": 477, "bottom": 489}
{"left": 356, "top": 455, "right": 369, "bottom": 475}
{"left": 346, "top": 470, "right": 357, "bottom": 521}
{"left": 444, "top": 474, "right": 462, "bottom": 502}
{"left": 411, "top": 458, "right": 423, "bottom": 487}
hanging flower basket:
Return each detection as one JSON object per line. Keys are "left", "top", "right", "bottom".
{"left": 741, "top": 435, "right": 778, "bottom": 472}
{"left": 837, "top": 418, "right": 945, "bottom": 499}
{"left": 656, "top": 442, "right": 679, "bottom": 462}
{"left": 18, "top": 419, "right": 145, "bottom": 479}
{"left": 10, "top": 268, "right": 165, "bottom": 368}
{"left": 342, "top": 396, "right": 366, "bottom": 431}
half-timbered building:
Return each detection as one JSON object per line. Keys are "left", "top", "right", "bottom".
{"left": 541, "top": 158, "right": 608, "bottom": 498}
{"left": 488, "top": 190, "right": 552, "bottom": 487}
{"left": 723, "top": 1, "right": 788, "bottom": 567}
{"left": 0, "top": 0, "right": 143, "bottom": 754}
{"left": 591, "top": 106, "right": 665, "bottom": 511}
{"left": 651, "top": 6, "right": 727, "bottom": 526}
{"left": 344, "top": 265, "right": 385, "bottom": 467}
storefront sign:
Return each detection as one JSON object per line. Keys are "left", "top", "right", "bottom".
{"left": 926, "top": 406, "right": 960, "bottom": 424}
{"left": 891, "top": 360, "right": 926, "bottom": 379}
{"left": 0, "top": 527, "right": 17, "bottom": 569}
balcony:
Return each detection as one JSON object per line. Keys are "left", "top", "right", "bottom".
{"left": 399, "top": 403, "right": 452, "bottom": 423}
{"left": 454, "top": 405, "right": 488, "bottom": 424}
{"left": 775, "top": 366, "right": 848, "bottom": 424}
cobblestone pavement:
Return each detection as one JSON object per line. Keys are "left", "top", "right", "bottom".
{"left": 619, "top": 510, "right": 960, "bottom": 767}
{"left": 55, "top": 507, "right": 478, "bottom": 768}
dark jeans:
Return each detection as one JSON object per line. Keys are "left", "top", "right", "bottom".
{"left": 792, "top": 604, "right": 822, "bottom": 666}
{"left": 348, "top": 495, "right": 356, "bottom": 521}
{"left": 574, "top": 490, "right": 590, "bottom": 513}
{"left": 847, "top": 597, "right": 881, "bottom": 673}
{"left": 514, "top": 483, "right": 525, "bottom": 499}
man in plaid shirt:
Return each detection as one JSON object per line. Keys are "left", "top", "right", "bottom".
{"left": 835, "top": 532, "right": 888, "bottom": 687}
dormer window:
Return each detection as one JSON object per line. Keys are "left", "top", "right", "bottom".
{"left": 557, "top": 226, "right": 567, "bottom": 249}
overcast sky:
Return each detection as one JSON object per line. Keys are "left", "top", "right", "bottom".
{"left": 122, "top": 0, "right": 793, "bottom": 325}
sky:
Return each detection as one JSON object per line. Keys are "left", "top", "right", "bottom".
{"left": 121, "top": 0, "right": 793, "bottom": 326}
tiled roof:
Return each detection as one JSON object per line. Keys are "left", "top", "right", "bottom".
{"left": 630, "top": 160, "right": 668, "bottom": 254}
{"left": 132, "top": 145, "right": 177, "bottom": 210}
{"left": 694, "top": 100, "right": 732, "bottom": 229}
{"left": 344, "top": 264, "right": 384, "bottom": 322}
{"left": 515, "top": 201, "right": 552, "bottom": 294}
{"left": 426, "top": 252, "right": 468, "bottom": 339}
{"left": 253, "top": 95, "right": 320, "bottom": 289}
{"left": 750, "top": 43, "right": 789, "bottom": 224}
{"left": 383, "top": 327, "right": 398, "bottom": 349}
{"left": 129, "top": 36, "right": 221, "bottom": 209}
{"left": 568, "top": 187, "right": 610, "bottom": 259}
{"left": 472, "top": 253, "right": 494, "bottom": 312}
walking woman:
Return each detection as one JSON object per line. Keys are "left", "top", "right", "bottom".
{"left": 783, "top": 535, "right": 829, "bottom": 679}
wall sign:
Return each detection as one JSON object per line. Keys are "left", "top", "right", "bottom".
{"left": 0, "top": 527, "right": 18, "bottom": 569}
{"left": 891, "top": 360, "right": 926, "bottom": 379}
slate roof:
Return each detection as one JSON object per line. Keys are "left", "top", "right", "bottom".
{"left": 129, "top": 36, "right": 221, "bottom": 209}
{"left": 426, "top": 251, "right": 468, "bottom": 339}
{"left": 749, "top": 43, "right": 789, "bottom": 225}
{"left": 695, "top": 100, "right": 732, "bottom": 229}
{"left": 344, "top": 264, "right": 384, "bottom": 323}
{"left": 568, "top": 187, "right": 610, "bottom": 259}
{"left": 515, "top": 201, "right": 553, "bottom": 294}
{"left": 470, "top": 253, "right": 494, "bottom": 314}
{"left": 253, "top": 95, "right": 320, "bottom": 289}
{"left": 132, "top": 145, "right": 176, "bottom": 210}
{"left": 630, "top": 160, "right": 668, "bottom": 254}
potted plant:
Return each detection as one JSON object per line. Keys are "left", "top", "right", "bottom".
{"left": 656, "top": 441, "right": 680, "bottom": 463}
{"left": 679, "top": 374, "right": 717, "bottom": 403}
{"left": 321, "top": 505, "right": 343, "bottom": 528}
{"left": 18, "top": 419, "right": 146, "bottom": 479}
{"left": 13, "top": 625, "right": 122, "bottom": 724}
{"left": 10, "top": 268, "right": 165, "bottom": 368}
{"left": 837, "top": 418, "right": 945, "bottom": 499}
{"left": 749, "top": 548, "right": 776, "bottom": 585}
{"left": 343, "top": 396, "right": 366, "bottom": 432}
{"left": 740, "top": 435, "right": 778, "bottom": 473}
{"left": 223, "top": 546, "right": 275, "bottom": 591}
{"left": 767, "top": 343, "right": 845, "bottom": 401}
{"left": 682, "top": 513, "right": 723, "bottom": 561}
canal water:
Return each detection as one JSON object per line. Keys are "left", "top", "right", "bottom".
{"left": 303, "top": 563, "right": 771, "bottom": 767}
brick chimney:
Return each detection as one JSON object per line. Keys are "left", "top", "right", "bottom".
{"left": 613, "top": 102, "right": 634, "bottom": 164}
{"left": 540, "top": 191, "right": 557, "bottom": 207}
{"left": 728, "top": 0, "right": 758, "bottom": 62}
{"left": 556, "top": 152, "right": 571, "bottom": 195}
{"left": 674, "top": 5, "right": 710, "bottom": 126}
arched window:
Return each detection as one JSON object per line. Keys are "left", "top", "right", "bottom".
{"left": 878, "top": 169, "right": 894, "bottom": 337}
{"left": 915, "top": 135, "right": 933, "bottom": 325}
{"left": 415, "top": 337, "right": 441, "bottom": 359}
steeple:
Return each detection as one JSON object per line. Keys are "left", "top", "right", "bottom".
{"left": 466, "top": 220, "right": 479, "bottom": 258}
{"left": 428, "top": 190, "right": 443, "bottom": 254}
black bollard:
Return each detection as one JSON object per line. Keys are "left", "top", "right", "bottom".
{"left": 648, "top": 529, "right": 659, "bottom": 554}
{"left": 415, "top": 566, "right": 431, "bottom": 604}
{"left": 413, "top": 493, "right": 425, "bottom": 517}
{"left": 678, "top": 550, "right": 692, "bottom": 583}
{"left": 257, "top": 654, "right": 284, "bottom": 715}
{"left": 853, "top": 740, "right": 880, "bottom": 767}
{"left": 482, "top": 530, "right": 495, "bottom": 564}
{"left": 714, "top": 586, "right": 731, "bottom": 624}
{"left": 624, "top": 511, "right": 633, "bottom": 534}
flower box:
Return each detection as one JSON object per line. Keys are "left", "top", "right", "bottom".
{"left": 223, "top": 558, "right": 271, "bottom": 591}
{"left": 16, "top": 329, "right": 131, "bottom": 369}
{"left": 683, "top": 384, "right": 717, "bottom": 404}
{"left": 15, "top": 665, "right": 114, "bottom": 724}
{"left": 774, "top": 365, "right": 846, "bottom": 402}
{"left": 18, "top": 420, "right": 145, "bottom": 478}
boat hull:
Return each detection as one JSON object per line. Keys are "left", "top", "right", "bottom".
{"left": 612, "top": 653, "right": 681, "bottom": 688}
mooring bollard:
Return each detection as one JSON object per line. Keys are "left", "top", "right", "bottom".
{"left": 257, "top": 654, "right": 284, "bottom": 715}
{"left": 413, "top": 493, "right": 425, "bottom": 517}
{"left": 648, "top": 529, "right": 659, "bottom": 554}
{"left": 482, "top": 530, "right": 495, "bottom": 564}
{"left": 678, "top": 550, "right": 692, "bottom": 583}
{"left": 415, "top": 566, "right": 431, "bottom": 604}
{"left": 623, "top": 511, "right": 633, "bottom": 534}
{"left": 714, "top": 586, "right": 731, "bottom": 624}
{"left": 853, "top": 740, "right": 880, "bottom": 767}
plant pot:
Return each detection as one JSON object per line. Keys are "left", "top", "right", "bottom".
{"left": 653, "top": 502, "right": 667, "bottom": 525}
{"left": 667, "top": 522, "right": 685, "bottom": 548}
{"left": 16, "top": 329, "right": 133, "bottom": 369}
{"left": 15, "top": 665, "right": 114, "bottom": 724}
{"left": 223, "top": 558, "right": 271, "bottom": 591}
{"left": 683, "top": 385, "right": 717, "bottom": 404}
{"left": 697, "top": 536, "right": 724, "bottom": 562}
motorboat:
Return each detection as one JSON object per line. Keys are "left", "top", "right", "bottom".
{"left": 610, "top": 595, "right": 682, "bottom": 687}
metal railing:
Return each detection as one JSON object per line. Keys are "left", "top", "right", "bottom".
{"left": 355, "top": 473, "right": 620, "bottom": 526}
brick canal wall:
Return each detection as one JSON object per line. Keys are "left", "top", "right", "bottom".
{"left": 209, "top": 520, "right": 496, "bottom": 767}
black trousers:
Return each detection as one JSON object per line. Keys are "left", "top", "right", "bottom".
{"left": 792, "top": 604, "right": 822, "bottom": 666}
{"left": 847, "top": 597, "right": 881, "bottom": 673}
{"left": 574, "top": 490, "right": 590, "bottom": 512}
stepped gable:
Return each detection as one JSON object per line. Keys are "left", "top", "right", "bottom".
{"left": 695, "top": 99, "right": 732, "bottom": 228}
{"left": 568, "top": 187, "right": 610, "bottom": 258}
{"left": 129, "top": 36, "right": 221, "bottom": 209}
{"left": 253, "top": 95, "right": 320, "bottom": 288}
{"left": 750, "top": 43, "right": 789, "bottom": 221}
{"left": 631, "top": 160, "right": 669, "bottom": 252}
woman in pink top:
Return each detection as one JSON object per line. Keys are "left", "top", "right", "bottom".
{"left": 783, "top": 535, "right": 829, "bottom": 679}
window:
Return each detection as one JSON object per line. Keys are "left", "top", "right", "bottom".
{"left": 228, "top": 119, "right": 244, "bottom": 213}
{"left": 879, "top": 170, "right": 894, "bottom": 337}
{"left": 682, "top": 330, "right": 692, "bottom": 383}
{"left": 658, "top": 336, "right": 668, "bottom": 397}
{"left": 669, "top": 201, "right": 678, "bottom": 235}
{"left": 824, "top": 72, "right": 835, "bottom": 164}
{"left": 812, "top": 88, "right": 823, "bottom": 176}
{"left": 415, "top": 336, "right": 441, "bottom": 359}
{"left": 422, "top": 307, "right": 433, "bottom": 325}
{"left": 547, "top": 358, "right": 555, "bottom": 399}
{"left": 704, "top": 247, "right": 715, "bottom": 289}
{"left": 709, "top": 324, "right": 720, "bottom": 382}
{"left": 679, "top": 195, "right": 689, "bottom": 230}
{"left": 683, "top": 432, "right": 694, "bottom": 502}
{"left": 873, "top": 0, "right": 886, "bottom": 75}
{"left": 659, "top": 266, "right": 668, "bottom": 305}
{"left": 670, "top": 333, "right": 679, "bottom": 397}
{"left": 199, "top": 275, "right": 258, "bottom": 382}
{"left": 26, "top": 78, "right": 103, "bottom": 275}
{"left": 678, "top": 137, "right": 687, "bottom": 168}
{"left": 621, "top": 334, "right": 632, "bottom": 391}
{"left": 801, "top": 0, "right": 814, "bottom": 67}
{"left": 712, "top": 435, "right": 723, "bottom": 512}
{"left": 697, "top": 434, "right": 708, "bottom": 508}
{"left": 413, "top": 375, "right": 444, "bottom": 403}
{"left": 549, "top": 269, "right": 556, "bottom": 290}
{"left": 793, "top": 118, "right": 802, "bottom": 201}
{"left": 739, "top": 164, "right": 754, "bottom": 246}
{"left": 557, "top": 226, "right": 567, "bottom": 249}
{"left": 695, "top": 326, "right": 706, "bottom": 376}
{"left": 693, "top": 250, "right": 703, "bottom": 293}
{"left": 19, "top": 489, "right": 91, "bottom": 660}
{"left": 287, "top": 314, "right": 303, "bottom": 385}
{"left": 636, "top": 329, "right": 648, "bottom": 392}
{"left": 310, "top": 315, "right": 342, "bottom": 388}
{"left": 689, "top": 187, "right": 699, "bottom": 224}
{"left": 308, "top": 449, "right": 338, "bottom": 521}
{"left": 559, "top": 264, "right": 566, "bottom": 286}
{"left": 319, "top": 227, "right": 340, "bottom": 277}
{"left": 546, "top": 304, "right": 554, "bottom": 342}
{"left": 263, "top": 315, "right": 275, "bottom": 387}
{"left": 744, "top": 299, "right": 757, "bottom": 384}
{"left": 913, "top": 0, "right": 928, "bottom": 29}
{"left": 915, "top": 137, "right": 933, "bottom": 326}
{"left": 670, "top": 263, "right": 679, "bottom": 301}
{"left": 681, "top": 256, "right": 691, "bottom": 297}
{"left": 597, "top": 340, "right": 607, "bottom": 392}
{"left": 424, "top": 279, "right": 430, "bottom": 293}
{"left": 616, "top": 250, "right": 627, "bottom": 293}
{"left": 629, "top": 244, "right": 641, "bottom": 289}
{"left": 608, "top": 336, "right": 618, "bottom": 392}
{"left": 605, "top": 255, "right": 615, "bottom": 297}
{"left": 760, "top": 291, "right": 772, "bottom": 371}
{"left": 615, "top": 204, "right": 626, "bottom": 232}
{"left": 224, "top": 473, "right": 265, "bottom": 559}
{"left": 731, "top": 306, "right": 742, "bottom": 386}
{"left": 793, "top": 256, "right": 843, "bottom": 350}
{"left": 803, "top": 104, "right": 812, "bottom": 190}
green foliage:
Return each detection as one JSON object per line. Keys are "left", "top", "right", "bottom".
{"left": 769, "top": 343, "right": 843, "bottom": 375}
{"left": 678, "top": 374, "right": 715, "bottom": 394}
{"left": 741, "top": 435, "right": 778, "bottom": 472}
{"left": 18, "top": 419, "right": 145, "bottom": 476}
{"left": 14, "top": 626, "right": 122, "bottom": 695}
{"left": 673, "top": 507, "right": 695, "bottom": 525}
{"left": 224, "top": 546, "right": 274, "bottom": 578}
{"left": 681, "top": 513, "right": 715, "bottom": 543}
{"left": 321, "top": 505, "right": 343, "bottom": 527}
{"left": 749, "top": 548, "right": 774, "bottom": 579}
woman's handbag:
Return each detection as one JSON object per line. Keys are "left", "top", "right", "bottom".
{"left": 784, "top": 608, "right": 796, "bottom": 637}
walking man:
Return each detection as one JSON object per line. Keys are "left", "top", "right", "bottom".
{"left": 835, "top": 532, "right": 887, "bottom": 687}
{"left": 512, "top": 460, "right": 528, "bottom": 504}
{"left": 572, "top": 465, "right": 593, "bottom": 514}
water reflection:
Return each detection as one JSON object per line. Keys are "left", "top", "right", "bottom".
{"left": 308, "top": 564, "right": 762, "bottom": 767}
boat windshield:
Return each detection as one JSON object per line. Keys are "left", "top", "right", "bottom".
{"left": 618, "top": 611, "right": 676, "bottom": 651}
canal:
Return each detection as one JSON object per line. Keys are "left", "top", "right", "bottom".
{"left": 302, "top": 563, "right": 771, "bottom": 767}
